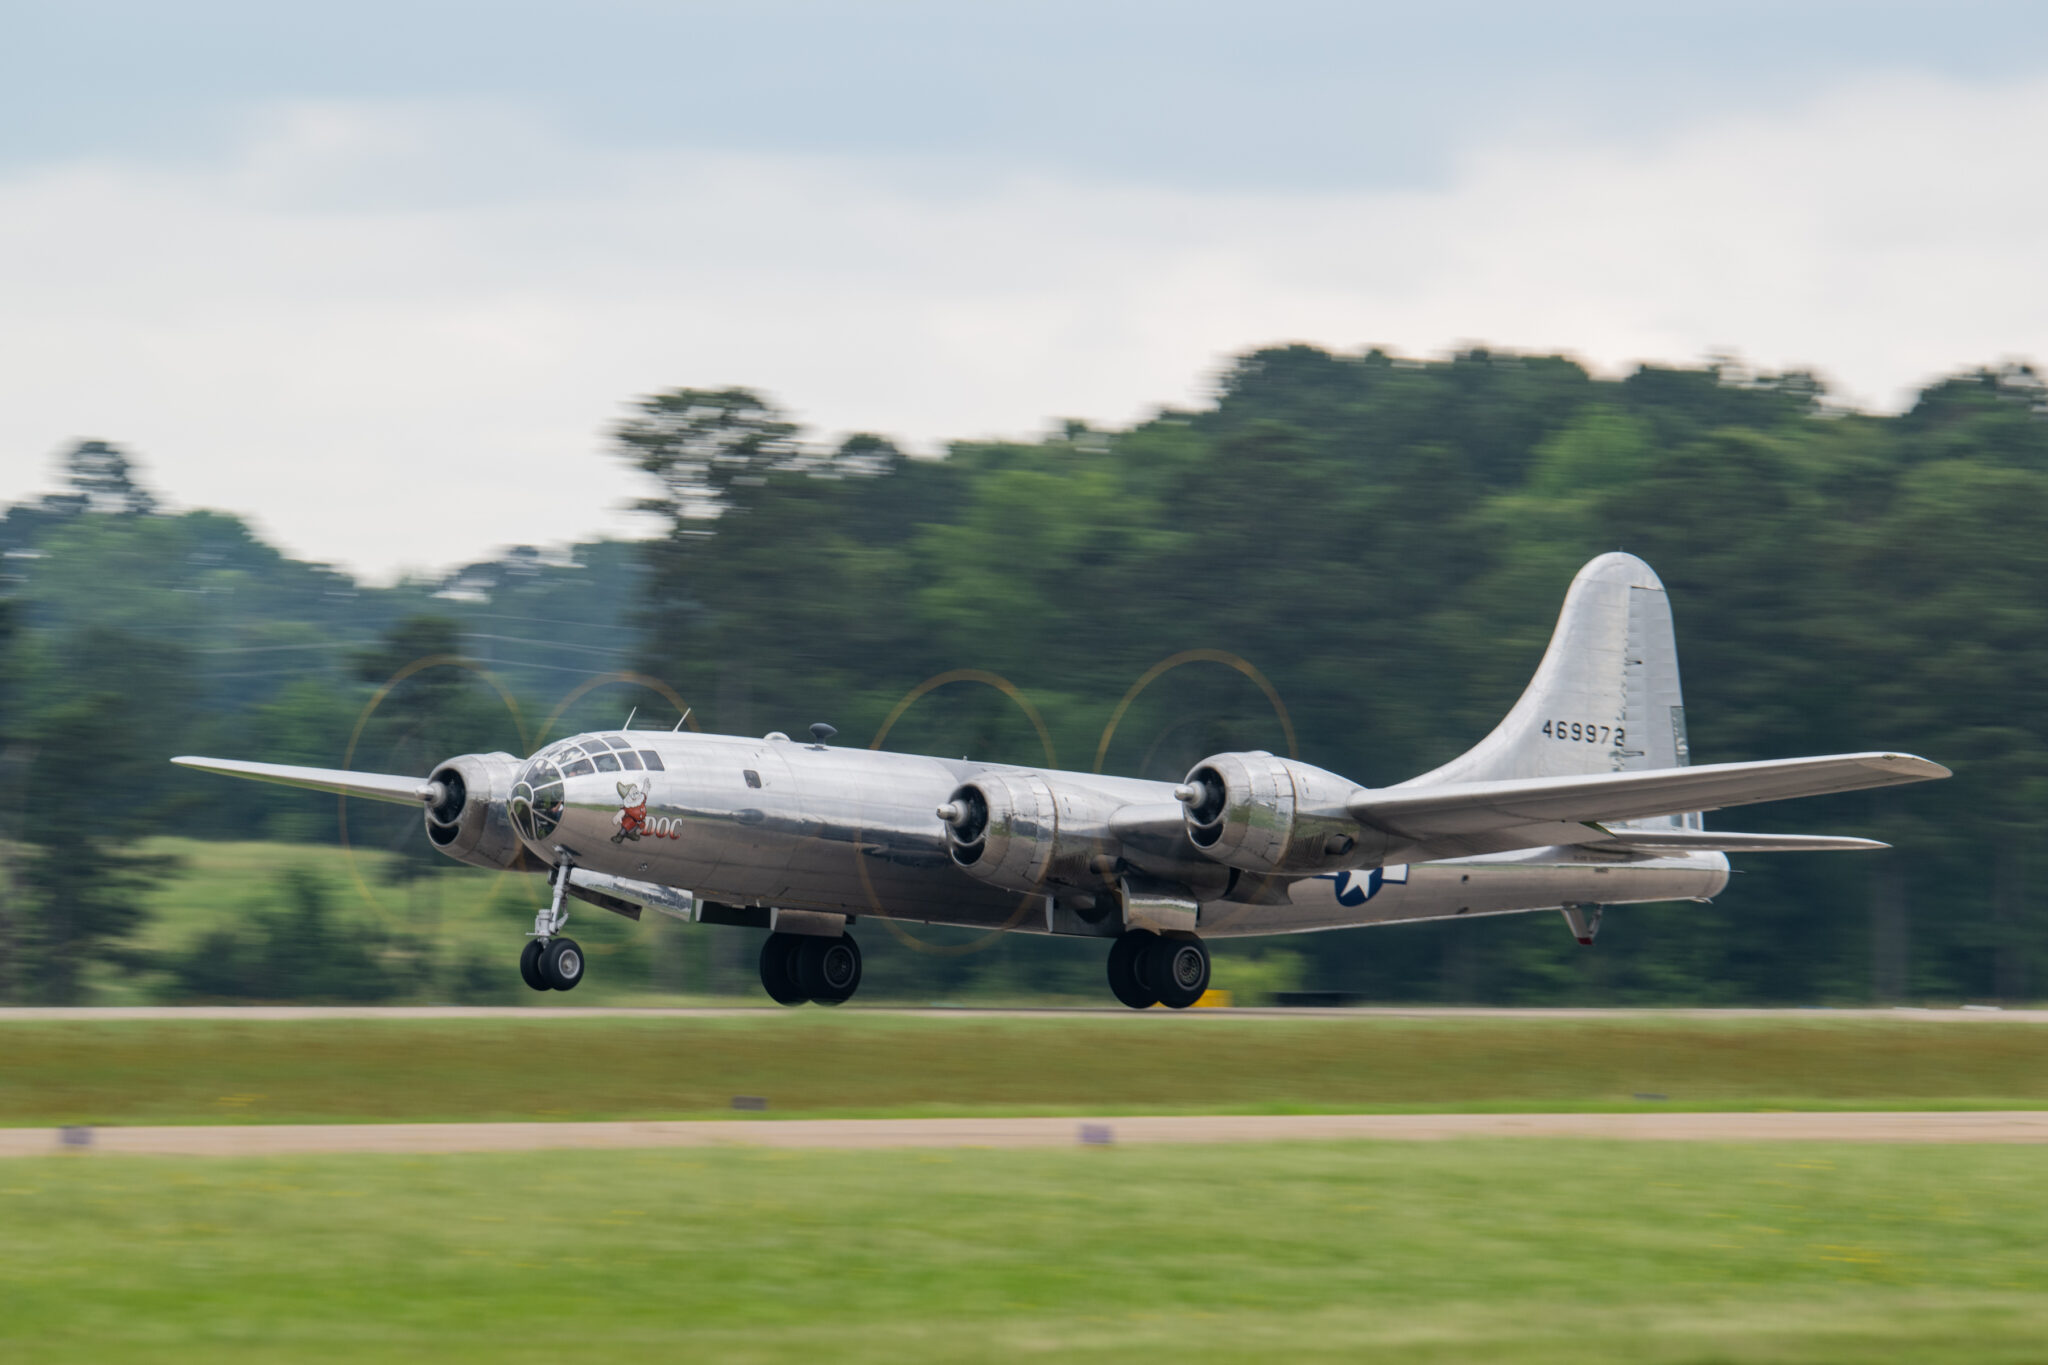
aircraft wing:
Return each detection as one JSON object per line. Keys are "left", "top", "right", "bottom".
{"left": 172, "top": 756, "right": 437, "bottom": 807}
{"left": 1349, "top": 752, "right": 1948, "bottom": 843}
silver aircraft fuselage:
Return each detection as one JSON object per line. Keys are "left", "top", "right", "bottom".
{"left": 514, "top": 728, "right": 1729, "bottom": 938}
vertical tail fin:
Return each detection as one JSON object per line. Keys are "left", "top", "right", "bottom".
{"left": 1409, "top": 553, "right": 1690, "bottom": 794}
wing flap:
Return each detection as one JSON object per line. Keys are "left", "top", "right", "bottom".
{"left": 1581, "top": 828, "right": 1891, "bottom": 854}
{"left": 1351, "top": 752, "right": 1948, "bottom": 839}
{"left": 172, "top": 756, "right": 436, "bottom": 807}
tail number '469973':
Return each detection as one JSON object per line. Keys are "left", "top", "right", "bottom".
{"left": 1544, "top": 720, "right": 1623, "bottom": 745}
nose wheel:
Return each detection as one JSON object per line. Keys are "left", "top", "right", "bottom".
{"left": 759, "top": 931, "right": 861, "bottom": 1006}
{"left": 520, "top": 860, "right": 584, "bottom": 991}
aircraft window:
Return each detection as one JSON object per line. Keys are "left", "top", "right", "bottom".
{"left": 592, "top": 752, "right": 620, "bottom": 773}
{"left": 530, "top": 782, "right": 564, "bottom": 837}
{"left": 616, "top": 750, "right": 643, "bottom": 771}
{"left": 561, "top": 758, "right": 595, "bottom": 778}
{"left": 639, "top": 751, "right": 665, "bottom": 771}
{"left": 743, "top": 769, "right": 762, "bottom": 789}
{"left": 604, "top": 736, "right": 636, "bottom": 751}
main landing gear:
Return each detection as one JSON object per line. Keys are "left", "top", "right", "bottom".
{"left": 520, "top": 936, "right": 584, "bottom": 991}
{"left": 759, "top": 931, "right": 863, "bottom": 1006}
{"left": 1106, "top": 929, "right": 1210, "bottom": 1009}
{"left": 521, "top": 863, "right": 585, "bottom": 992}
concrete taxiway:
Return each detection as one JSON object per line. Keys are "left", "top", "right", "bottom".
{"left": 7, "top": 1110, "right": 2048, "bottom": 1157}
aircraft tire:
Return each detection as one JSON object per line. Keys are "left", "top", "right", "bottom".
{"left": 1147, "top": 933, "right": 1209, "bottom": 1010}
{"left": 1106, "top": 931, "right": 1159, "bottom": 1009}
{"left": 758, "top": 933, "right": 809, "bottom": 1006}
{"left": 796, "top": 933, "right": 862, "bottom": 1005}
{"left": 541, "top": 937, "right": 585, "bottom": 991}
{"left": 519, "top": 938, "right": 550, "bottom": 991}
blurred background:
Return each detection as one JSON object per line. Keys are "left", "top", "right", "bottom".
{"left": 2, "top": 1, "right": 2045, "bottom": 1006}
{"left": 1, "top": 354, "right": 2037, "bottom": 1006}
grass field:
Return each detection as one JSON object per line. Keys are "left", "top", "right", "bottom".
{"left": 5, "top": 1140, "right": 2046, "bottom": 1363}
{"left": 5, "top": 1014, "right": 2047, "bottom": 1127}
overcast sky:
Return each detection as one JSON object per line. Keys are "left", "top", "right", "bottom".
{"left": 5, "top": 2, "right": 2046, "bottom": 579}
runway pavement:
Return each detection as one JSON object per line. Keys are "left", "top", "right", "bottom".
{"left": 7, "top": 1110, "right": 2048, "bottom": 1157}
{"left": 4, "top": 1006, "right": 2046, "bottom": 1021}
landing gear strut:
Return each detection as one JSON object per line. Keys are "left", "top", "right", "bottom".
{"left": 522, "top": 862, "right": 585, "bottom": 992}
{"left": 759, "top": 931, "right": 862, "bottom": 1006}
{"left": 1106, "top": 930, "right": 1209, "bottom": 1010}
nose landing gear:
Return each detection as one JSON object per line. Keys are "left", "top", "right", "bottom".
{"left": 759, "top": 930, "right": 862, "bottom": 1006}
{"left": 521, "top": 861, "right": 584, "bottom": 992}
{"left": 1107, "top": 930, "right": 1209, "bottom": 1010}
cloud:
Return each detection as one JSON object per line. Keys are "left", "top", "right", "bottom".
{"left": 1, "top": 74, "right": 2044, "bottom": 578}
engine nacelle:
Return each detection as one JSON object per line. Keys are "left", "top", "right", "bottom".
{"left": 424, "top": 752, "right": 545, "bottom": 873}
{"left": 1178, "top": 751, "right": 1394, "bottom": 877}
{"left": 937, "top": 771, "right": 1122, "bottom": 894}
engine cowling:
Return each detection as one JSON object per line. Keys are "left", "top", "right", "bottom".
{"left": 1178, "top": 751, "right": 1394, "bottom": 877}
{"left": 424, "top": 751, "right": 545, "bottom": 872}
{"left": 936, "top": 771, "right": 1122, "bottom": 894}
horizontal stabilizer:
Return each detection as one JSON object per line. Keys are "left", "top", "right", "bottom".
{"left": 1580, "top": 828, "right": 1890, "bottom": 854}
{"left": 172, "top": 756, "right": 436, "bottom": 807}
{"left": 1352, "top": 752, "right": 1948, "bottom": 840}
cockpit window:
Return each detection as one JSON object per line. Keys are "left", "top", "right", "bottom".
{"left": 512, "top": 738, "right": 657, "bottom": 833}
{"left": 511, "top": 752, "right": 568, "bottom": 841}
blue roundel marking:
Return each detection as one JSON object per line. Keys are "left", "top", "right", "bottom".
{"left": 1321, "top": 864, "right": 1410, "bottom": 907}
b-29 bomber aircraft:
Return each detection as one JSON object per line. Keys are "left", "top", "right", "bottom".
{"left": 177, "top": 554, "right": 1947, "bottom": 1008}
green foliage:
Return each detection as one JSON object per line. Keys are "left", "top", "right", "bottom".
{"left": 5, "top": 669, "right": 184, "bottom": 1002}
{"left": 164, "top": 867, "right": 402, "bottom": 1003}
{"left": 615, "top": 385, "right": 806, "bottom": 524}
{"left": 5, "top": 345, "right": 2048, "bottom": 1003}
{"left": 1208, "top": 945, "right": 1307, "bottom": 1004}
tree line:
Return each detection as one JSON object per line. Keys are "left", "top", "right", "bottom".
{"left": 1, "top": 347, "right": 2043, "bottom": 1003}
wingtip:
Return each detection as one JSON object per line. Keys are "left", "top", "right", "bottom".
{"left": 1879, "top": 753, "right": 1952, "bottom": 781}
